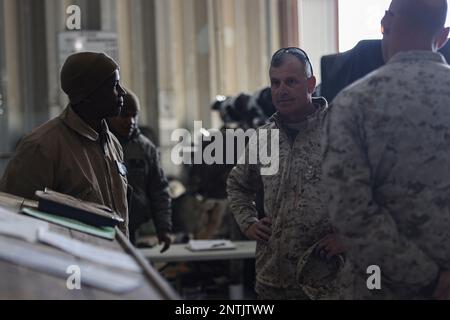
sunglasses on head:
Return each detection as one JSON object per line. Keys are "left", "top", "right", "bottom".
{"left": 272, "top": 47, "right": 314, "bottom": 77}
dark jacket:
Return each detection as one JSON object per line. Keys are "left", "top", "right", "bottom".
{"left": 116, "top": 129, "right": 172, "bottom": 241}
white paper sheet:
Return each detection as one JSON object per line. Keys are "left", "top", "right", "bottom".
{"left": 0, "top": 206, "right": 49, "bottom": 242}
{"left": 0, "top": 205, "right": 141, "bottom": 274}
{"left": 0, "top": 239, "right": 142, "bottom": 294}
{"left": 186, "top": 239, "right": 236, "bottom": 251}
{"left": 0, "top": 206, "right": 48, "bottom": 227}
{"left": 37, "top": 228, "right": 141, "bottom": 273}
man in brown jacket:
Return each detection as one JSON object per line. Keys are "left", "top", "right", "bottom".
{"left": 0, "top": 52, "right": 130, "bottom": 236}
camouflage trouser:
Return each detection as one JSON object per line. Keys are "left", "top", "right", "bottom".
{"left": 255, "top": 282, "right": 309, "bottom": 300}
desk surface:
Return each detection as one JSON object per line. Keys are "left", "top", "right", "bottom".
{"left": 0, "top": 210, "right": 178, "bottom": 300}
{"left": 140, "top": 241, "right": 256, "bottom": 263}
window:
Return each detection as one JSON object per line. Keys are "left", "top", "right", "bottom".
{"left": 339, "top": 0, "right": 391, "bottom": 52}
{"left": 339, "top": 0, "right": 450, "bottom": 52}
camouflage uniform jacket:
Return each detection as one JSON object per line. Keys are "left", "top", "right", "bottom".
{"left": 322, "top": 51, "right": 450, "bottom": 299}
{"left": 227, "top": 97, "right": 334, "bottom": 289}
{"left": 117, "top": 130, "right": 172, "bottom": 240}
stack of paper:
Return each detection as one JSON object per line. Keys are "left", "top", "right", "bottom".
{"left": 0, "top": 205, "right": 142, "bottom": 293}
{"left": 0, "top": 206, "right": 138, "bottom": 273}
{"left": 186, "top": 240, "right": 236, "bottom": 251}
{"left": 37, "top": 228, "right": 141, "bottom": 273}
{"left": 0, "top": 205, "right": 49, "bottom": 243}
{"left": 0, "top": 238, "right": 142, "bottom": 294}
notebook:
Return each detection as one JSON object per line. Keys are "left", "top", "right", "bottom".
{"left": 21, "top": 208, "right": 116, "bottom": 240}
{"left": 35, "top": 189, "right": 124, "bottom": 228}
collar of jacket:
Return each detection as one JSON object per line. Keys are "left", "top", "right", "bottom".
{"left": 60, "top": 104, "right": 109, "bottom": 142}
{"left": 269, "top": 96, "right": 328, "bottom": 132}
{"left": 389, "top": 50, "right": 447, "bottom": 65}
{"left": 129, "top": 127, "right": 141, "bottom": 141}
{"left": 112, "top": 127, "right": 141, "bottom": 146}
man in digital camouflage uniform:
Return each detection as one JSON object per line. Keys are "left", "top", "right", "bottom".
{"left": 108, "top": 90, "right": 172, "bottom": 251}
{"left": 322, "top": 0, "right": 450, "bottom": 299}
{"left": 227, "top": 48, "right": 344, "bottom": 300}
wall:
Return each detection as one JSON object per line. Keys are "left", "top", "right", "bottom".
{"left": 0, "top": 0, "right": 282, "bottom": 177}
{"left": 298, "top": 0, "right": 338, "bottom": 83}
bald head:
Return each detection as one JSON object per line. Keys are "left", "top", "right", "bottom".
{"left": 391, "top": 0, "right": 447, "bottom": 37}
{"left": 382, "top": 0, "right": 449, "bottom": 61}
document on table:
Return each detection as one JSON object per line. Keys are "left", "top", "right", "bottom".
{"left": 186, "top": 239, "right": 236, "bottom": 251}
{"left": 0, "top": 205, "right": 49, "bottom": 242}
{"left": 0, "top": 205, "right": 140, "bottom": 273}
{"left": 37, "top": 228, "right": 141, "bottom": 273}
{"left": 0, "top": 238, "right": 142, "bottom": 294}
{"left": 0, "top": 205, "right": 47, "bottom": 227}
{"left": 0, "top": 205, "right": 142, "bottom": 293}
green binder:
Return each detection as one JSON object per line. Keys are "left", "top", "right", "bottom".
{"left": 21, "top": 208, "right": 116, "bottom": 240}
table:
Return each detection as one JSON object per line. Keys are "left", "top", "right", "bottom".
{"left": 140, "top": 241, "right": 256, "bottom": 299}
{"left": 0, "top": 207, "right": 178, "bottom": 300}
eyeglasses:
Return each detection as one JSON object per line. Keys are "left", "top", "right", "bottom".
{"left": 271, "top": 47, "right": 314, "bottom": 78}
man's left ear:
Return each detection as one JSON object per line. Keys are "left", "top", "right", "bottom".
{"left": 436, "top": 27, "right": 450, "bottom": 50}
{"left": 307, "top": 76, "right": 317, "bottom": 95}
